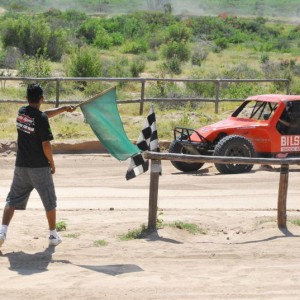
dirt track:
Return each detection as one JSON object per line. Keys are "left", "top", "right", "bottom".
{"left": 1, "top": 153, "right": 300, "bottom": 211}
{"left": 1, "top": 154, "right": 300, "bottom": 299}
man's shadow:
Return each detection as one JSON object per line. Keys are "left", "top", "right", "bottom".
{"left": 0, "top": 246, "right": 70, "bottom": 275}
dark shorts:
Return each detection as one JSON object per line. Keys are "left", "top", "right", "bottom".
{"left": 6, "top": 166, "right": 57, "bottom": 211}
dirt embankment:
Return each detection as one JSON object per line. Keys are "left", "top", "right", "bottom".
{"left": 0, "top": 140, "right": 171, "bottom": 157}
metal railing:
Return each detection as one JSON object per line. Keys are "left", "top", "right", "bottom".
{"left": 0, "top": 76, "right": 290, "bottom": 114}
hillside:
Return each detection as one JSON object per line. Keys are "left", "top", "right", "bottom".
{"left": 0, "top": 0, "right": 300, "bottom": 19}
{"left": 1, "top": 1, "right": 300, "bottom": 142}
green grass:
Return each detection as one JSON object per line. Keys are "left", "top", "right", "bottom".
{"left": 93, "top": 239, "right": 108, "bottom": 247}
{"left": 63, "top": 233, "right": 80, "bottom": 239}
{"left": 56, "top": 221, "right": 67, "bottom": 231}
{"left": 290, "top": 219, "right": 300, "bottom": 226}
{"left": 0, "top": 97, "right": 230, "bottom": 141}
{"left": 119, "top": 221, "right": 206, "bottom": 241}
{"left": 169, "top": 221, "right": 207, "bottom": 235}
{"left": 119, "top": 224, "right": 149, "bottom": 241}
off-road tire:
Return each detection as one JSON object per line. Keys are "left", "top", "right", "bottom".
{"left": 169, "top": 140, "right": 204, "bottom": 172}
{"left": 213, "top": 135, "right": 255, "bottom": 174}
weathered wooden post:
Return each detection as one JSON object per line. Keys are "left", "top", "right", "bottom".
{"left": 55, "top": 79, "right": 60, "bottom": 108}
{"left": 148, "top": 159, "right": 161, "bottom": 230}
{"left": 277, "top": 164, "right": 289, "bottom": 228}
{"left": 215, "top": 79, "right": 220, "bottom": 114}
{"left": 139, "top": 79, "right": 146, "bottom": 116}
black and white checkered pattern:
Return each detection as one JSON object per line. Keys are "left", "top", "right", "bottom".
{"left": 126, "top": 106, "right": 159, "bottom": 180}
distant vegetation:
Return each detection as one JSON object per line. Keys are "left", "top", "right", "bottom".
{"left": 1, "top": 0, "right": 300, "bottom": 18}
{"left": 1, "top": 1, "right": 300, "bottom": 141}
{"left": 1, "top": 7, "right": 300, "bottom": 96}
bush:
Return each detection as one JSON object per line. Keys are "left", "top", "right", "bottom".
{"left": 101, "top": 57, "right": 131, "bottom": 84}
{"left": 121, "top": 40, "right": 148, "bottom": 54}
{"left": 160, "top": 41, "right": 190, "bottom": 62}
{"left": 2, "top": 16, "right": 51, "bottom": 57}
{"left": 222, "top": 62, "right": 263, "bottom": 79}
{"left": 261, "top": 60, "right": 293, "bottom": 92}
{"left": 111, "top": 32, "right": 124, "bottom": 46}
{"left": 260, "top": 53, "right": 269, "bottom": 64}
{"left": 221, "top": 82, "right": 265, "bottom": 99}
{"left": 64, "top": 46, "right": 102, "bottom": 90}
{"left": 93, "top": 28, "right": 112, "bottom": 49}
{"left": 17, "top": 52, "right": 53, "bottom": 93}
{"left": 165, "top": 23, "right": 191, "bottom": 43}
{"left": 65, "top": 46, "right": 102, "bottom": 78}
{"left": 47, "top": 29, "right": 69, "bottom": 61}
{"left": 17, "top": 52, "right": 51, "bottom": 78}
{"left": 76, "top": 18, "right": 101, "bottom": 43}
{"left": 130, "top": 58, "right": 146, "bottom": 77}
{"left": 161, "top": 58, "right": 182, "bottom": 75}
{"left": 191, "top": 45, "right": 209, "bottom": 66}
{"left": 214, "top": 37, "right": 228, "bottom": 50}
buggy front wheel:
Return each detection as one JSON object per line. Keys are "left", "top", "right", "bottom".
{"left": 169, "top": 140, "right": 204, "bottom": 172}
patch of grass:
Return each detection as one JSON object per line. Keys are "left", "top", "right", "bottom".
{"left": 290, "top": 219, "right": 300, "bottom": 226}
{"left": 119, "top": 224, "right": 150, "bottom": 241}
{"left": 256, "top": 217, "right": 276, "bottom": 226}
{"left": 93, "top": 239, "right": 108, "bottom": 247}
{"left": 56, "top": 221, "right": 67, "bottom": 232}
{"left": 169, "top": 221, "right": 207, "bottom": 235}
{"left": 63, "top": 233, "right": 80, "bottom": 239}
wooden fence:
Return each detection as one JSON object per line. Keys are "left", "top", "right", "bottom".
{"left": 144, "top": 151, "right": 300, "bottom": 230}
{"left": 0, "top": 76, "right": 290, "bottom": 114}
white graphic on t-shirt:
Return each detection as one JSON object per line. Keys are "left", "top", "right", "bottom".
{"left": 17, "top": 114, "right": 35, "bottom": 134}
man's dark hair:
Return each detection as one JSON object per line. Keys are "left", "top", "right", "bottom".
{"left": 27, "top": 83, "right": 44, "bottom": 103}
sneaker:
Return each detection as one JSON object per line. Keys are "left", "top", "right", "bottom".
{"left": 49, "top": 234, "right": 62, "bottom": 246}
{"left": 0, "top": 232, "right": 6, "bottom": 247}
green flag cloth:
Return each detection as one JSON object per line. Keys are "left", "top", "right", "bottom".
{"left": 80, "top": 87, "right": 140, "bottom": 161}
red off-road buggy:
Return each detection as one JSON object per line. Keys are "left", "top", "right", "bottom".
{"left": 169, "top": 94, "right": 300, "bottom": 174}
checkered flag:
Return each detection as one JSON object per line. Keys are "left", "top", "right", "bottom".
{"left": 126, "top": 105, "right": 160, "bottom": 180}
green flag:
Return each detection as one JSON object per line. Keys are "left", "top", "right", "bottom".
{"left": 80, "top": 87, "right": 140, "bottom": 161}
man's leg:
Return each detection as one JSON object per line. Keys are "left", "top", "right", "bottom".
{"left": 46, "top": 208, "right": 56, "bottom": 231}
{"left": 2, "top": 205, "right": 15, "bottom": 226}
{"left": 46, "top": 208, "right": 62, "bottom": 246}
{"left": 0, "top": 205, "right": 15, "bottom": 246}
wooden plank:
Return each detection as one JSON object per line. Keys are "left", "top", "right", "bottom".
{"left": 144, "top": 151, "right": 300, "bottom": 166}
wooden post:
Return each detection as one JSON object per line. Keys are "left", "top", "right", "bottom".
{"left": 215, "top": 80, "right": 220, "bottom": 114}
{"left": 148, "top": 159, "right": 161, "bottom": 230}
{"left": 286, "top": 80, "right": 291, "bottom": 95}
{"left": 55, "top": 79, "right": 60, "bottom": 108}
{"left": 277, "top": 164, "right": 289, "bottom": 228}
{"left": 139, "top": 80, "right": 145, "bottom": 116}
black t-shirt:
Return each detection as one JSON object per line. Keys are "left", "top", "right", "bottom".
{"left": 15, "top": 105, "right": 54, "bottom": 167}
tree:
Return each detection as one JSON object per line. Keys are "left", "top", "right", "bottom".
{"left": 66, "top": 46, "right": 102, "bottom": 78}
{"left": 2, "top": 16, "right": 51, "bottom": 57}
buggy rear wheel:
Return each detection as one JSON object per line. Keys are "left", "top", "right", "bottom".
{"left": 169, "top": 140, "right": 204, "bottom": 172}
{"left": 213, "top": 135, "right": 255, "bottom": 174}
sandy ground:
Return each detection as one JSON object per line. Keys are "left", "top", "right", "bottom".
{"left": 1, "top": 154, "right": 300, "bottom": 299}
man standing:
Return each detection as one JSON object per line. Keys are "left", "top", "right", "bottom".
{"left": 0, "top": 83, "right": 75, "bottom": 247}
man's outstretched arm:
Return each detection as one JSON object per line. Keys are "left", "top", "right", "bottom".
{"left": 44, "top": 105, "right": 76, "bottom": 118}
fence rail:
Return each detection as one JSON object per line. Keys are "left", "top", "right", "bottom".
{"left": 0, "top": 76, "right": 290, "bottom": 114}
{"left": 143, "top": 151, "right": 299, "bottom": 230}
